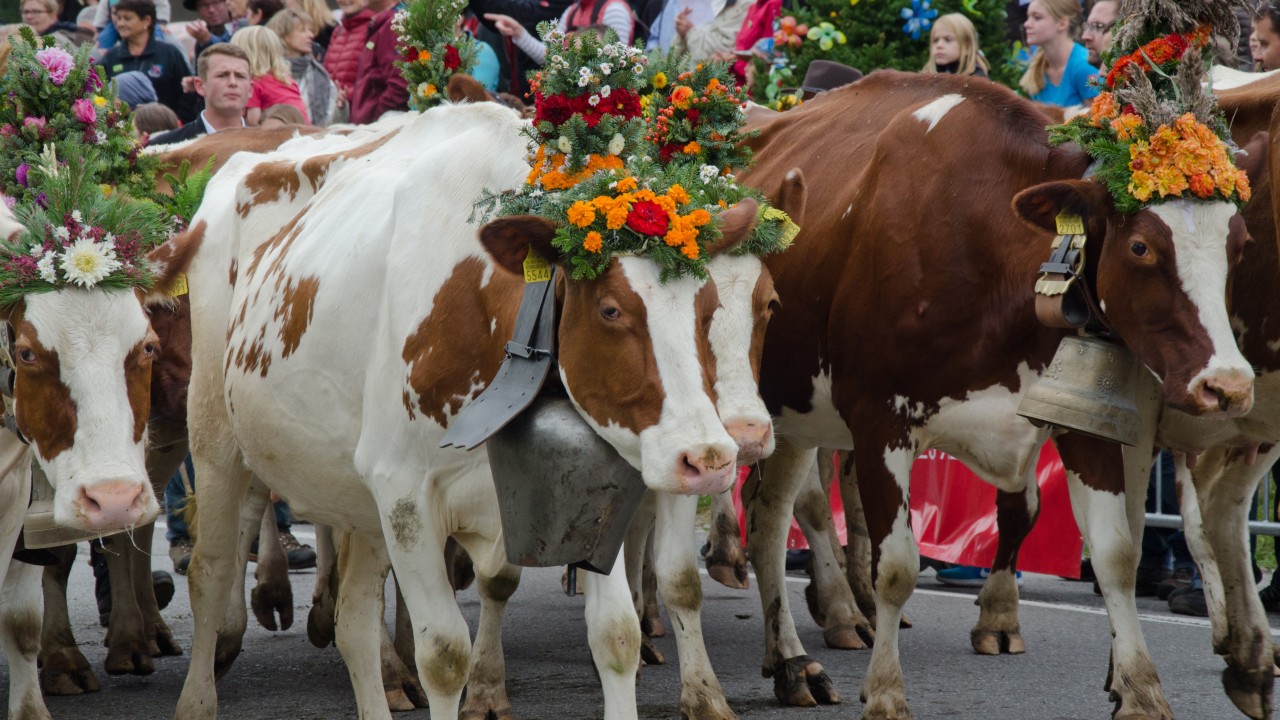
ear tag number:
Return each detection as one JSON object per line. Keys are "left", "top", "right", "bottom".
{"left": 1055, "top": 212, "right": 1085, "bottom": 236}
{"left": 167, "top": 273, "right": 189, "bottom": 297}
{"left": 523, "top": 249, "right": 551, "bottom": 284}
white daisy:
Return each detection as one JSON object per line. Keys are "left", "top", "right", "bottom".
{"left": 699, "top": 165, "right": 719, "bottom": 182}
{"left": 71, "top": 210, "right": 82, "bottom": 223}
{"left": 36, "top": 251, "right": 57, "bottom": 284}
{"left": 599, "top": 63, "right": 612, "bottom": 75}
{"left": 557, "top": 135, "right": 573, "bottom": 153}
{"left": 578, "top": 76, "right": 590, "bottom": 87}
{"left": 59, "top": 238, "right": 120, "bottom": 288}
{"left": 53, "top": 226, "right": 69, "bottom": 241}
{"left": 608, "top": 133, "right": 625, "bottom": 155}
{"left": 588, "top": 94, "right": 600, "bottom": 106}
{"left": 601, "top": 85, "right": 611, "bottom": 98}
{"left": 632, "top": 63, "right": 644, "bottom": 75}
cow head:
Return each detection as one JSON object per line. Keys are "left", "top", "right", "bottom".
{"left": 5, "top": 289, "right": 160, "bottom": 532}
{"left": 480, "top": 200, "right": 763, "bottom": 495}
{"left": 1015, "top": 182, "right": 1254, "bottom": 416}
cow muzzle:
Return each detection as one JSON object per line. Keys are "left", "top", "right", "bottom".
{"left": 76, "top": 480, "right": 150, "bottom": 531}
{"left": 676, "top": 442, "right": 738, "bottom": 495}
{"left": 723, "top": 418, "right": 774, "bottom": 465}
{"left": 1188, "top": 367, "right": 1254, "bottom": 417}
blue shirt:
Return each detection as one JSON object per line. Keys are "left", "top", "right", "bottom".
{"left": 472, "top": 35, "right": 500, "bottom": 92}
{"left": 1031, "top": 42, "right": 1100, "bottom": 107}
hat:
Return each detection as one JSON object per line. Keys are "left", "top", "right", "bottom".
{"left": 799, "top": 60, "right": 863, "bottom": 99}
{"left": 115, "top": 71, "right": 158, "bottom": 109}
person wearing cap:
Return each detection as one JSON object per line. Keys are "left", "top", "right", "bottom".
{"left": 114, "top": 69, "right": 159, "bottom": 107}
{"left": 185, "top": 0, "right": 240, "bottom": 62}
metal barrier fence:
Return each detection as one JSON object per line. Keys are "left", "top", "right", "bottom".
{"left": 1144, "top": 452, "right": 1280, "bottom": 537}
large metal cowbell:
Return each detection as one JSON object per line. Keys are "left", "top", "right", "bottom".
{"left": 441, "top": 262, "right": 645, "bottom": 575}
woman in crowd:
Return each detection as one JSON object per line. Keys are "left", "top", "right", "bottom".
{"left": 268, "top": 8, "right": 337, "bottom": 125}
{"left": 247, "top": 0, "right": 284, "bottom": 25}
{"left": 21, "top": 0, "right": 94, "bottom": 48}
{"left": 93, "top": 0, "right": 170, "bottom": 51}
{"left": 231, "top": 24, "right": 309, "bottom": 124}
{"left": 99, "top": 0, "right": 198, "bottom": 121}
{"left": 323, "top": 0, "right": 371, "bottom": 115}
{"left": 483, "top": 0, "right": 634, "bottom": 65}
{"left": 293, "top": 0, "right": 337, "bottom": 52}
{"left": 923, "top": 12, "right": 989, "bottom": 77}
{"left": 1019, "top": 0, "right": 1099, "bottom": 106}
{"left": 260, "top": 102, "right": 307, "bottom": 126}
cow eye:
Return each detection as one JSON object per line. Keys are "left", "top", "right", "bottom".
{"left": 1130, "top": 241, "right": 1148, "bottom": 257}
{"left": 16, "top": 348, "right": 35, "bottom": 364}
{"left": 600, "top": 306, "right": 621, "bottom": 321}
{"left": 143, "top": 343, "right": 157, "bottom": 357}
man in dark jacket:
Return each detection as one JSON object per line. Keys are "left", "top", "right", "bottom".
{"left": 148, "top": 44, "right": 250, "bottom": 145}
{"left": 469, "top": 0, "right": 571, "bottom": 95}
{"left": 99, "top": 0, "right": 200, "bottom": 123}
{"left": 348, "top": 0, "right": 409, "bottom": 124}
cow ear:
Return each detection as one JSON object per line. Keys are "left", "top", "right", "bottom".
{"left": 479, "top": 215, "right": 562, "bottom": 275}
{"left": 447, "top": 74, "right": 491, "bottom": 104}
{"left": 1012, "top": 179, "right": 1112, "bottom": 235}
{"left": 1237, "top": 131, "right": 1269, "bottom": 190}
{"left": 704, "top": 197, "right": 759, "bottom": 256}
{"left": 143, "top": 220, "right": 206, "bottom": 305}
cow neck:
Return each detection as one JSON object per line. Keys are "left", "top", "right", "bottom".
{"left": 1231, "top": 168, "right": 1280, "bottom": 373}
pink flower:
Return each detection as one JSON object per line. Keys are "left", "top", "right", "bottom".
{"left": 23, "top": 116, "right": 45, "bottom": 129}
{"left": 35, "top": 47, "right": 74, "bottom": 85}
{"left": 72, "top": 98, "right": 96, "bottom": 125}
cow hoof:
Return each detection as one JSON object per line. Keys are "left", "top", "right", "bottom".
{"left": 306, "top": 602, "right": 336, "bottom": 648}
{"left": 152, "top": 622, "right": 183, "bottom": 657}
{"left": 680, "top": 694, "right": 737, "bottom": 720}
{"left": 39, "top": 650, "right": 101, "bottom": 696}
{"left": 1222, "top": 663, "right": 1272, "bottom": 720}
{"left": 104, "top": 647, "right": 154, "bottom": 676}
{"left": 706, "top": 559, "right": 750, "bottom": 590}
{"left": 213, "top": 641, "right": 243, "bottom": 680}
{"left": 899, "top": 612, "right": 913, "bottom": 629}
{"left": 251, "top": 582, "right": 294, "bottom": 632}
{"left": 971, "top": 630, "right": 1024, "bottom": 656}
{"left": 460, "top": 692, "right": 513, "bottom": 720}
{"left": 772, "top": 655, "right": 841, "bottom": 707}
{"left": 824, "top": 623, "right": 872, "bottom": 650}
{"left": 860, "top": 696, "right": 912, "bottom": 720}
{"left": 640, "top": 634, "right": 665, "bottom": 665}
{"left": 641, "top": 614, "right": 666, "bottom": 638}
{"left": 459, "top": 709, "right": 513, "bottom": 720}
{"left": 385, "top": 688, "right": 415, "bottom": 713}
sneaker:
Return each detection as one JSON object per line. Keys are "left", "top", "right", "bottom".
{"left": 1169, "top": 587, "right": 1209, "bottom": 617}
{"left": 279, "top": 532, "right": 317, "bottom": 570}
{"left": 935, "top": 565, "right": 1022, "bottom": 588}
{"left": 1156, "top": 567, "right": 1195, "bottom": 600}
{"left": 169, "top": 537, "right": 193, "bottom": 576}
{"left": 1260, "top": 584, "right": 1280, "bottom": 614}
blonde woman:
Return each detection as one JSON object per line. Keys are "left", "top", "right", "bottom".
{"left": 268, "top": 8, "right": 336, "bottom": 125}
{"left": 1019, "top": 0, "right": 1099, "bottom": 106}
{"left": 922, "top": 12, "right": 989, "bottom": 77}
{"left": 293, "top": 0, "right": 337, "bottom": 50}
{"left": 231, "top": 25, "right": 309, "bottom": 124}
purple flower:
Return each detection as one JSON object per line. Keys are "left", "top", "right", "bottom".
{"left": 35, "top": 193, "right": 47, "bottom": 208}
{"left": 35, "top": 47, "right": 74, "bottom": 86}
{"left": 0, "top": 125, "right": 13, "bottom": 138}
{"left": 82, "top": 67, "right": 102, "bottom": 93}
{"left": 15, "top": 164, "right": 29, "bottom": 188}
{"left": 72, "top": 98, "right": 96, "bottom": 125}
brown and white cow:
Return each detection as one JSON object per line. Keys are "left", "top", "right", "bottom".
{"left": 157, "top": 101, "right": 756, "bottom": 720}
{"left": 733, "top": 70, "right": 1255, "bottom": 719}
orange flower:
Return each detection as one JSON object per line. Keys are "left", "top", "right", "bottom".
{"left": 654, "top": 195, "right": 677, "bottom": 213}
{"left": 1089, "top": 92, "right": 1119, "bottom": 124}
{"left": 666, "top": 183, "right": 690, "bottom": 204}
{"left": 633, "top": 188, "right": 656, "bottom": 202}
{"left": 1153, "top": 164, "right": 1189, "bottom": 197}
{"left": 606, "top": 206, "right": 629, "bottom": 230}
{"left": 706, "top": 78, "right": 722, "bottom": 93}
{"left": 568, "top": 201, "right": 596, "bottom": 228}
{"left": 688, "top": 209, "right": 712, "bottom": 227}
{"left": 1188, "top": 173, "right": 1216, "bottom": 198}
{"left": 1128, "top": 170, "right": 1157, "bottom": 202}
{"left": 1236, "top": 170, "right": 1252, "bottom": 201}
{"left": 671, "top": 85, "right": 694, "bottom": 109}
{"left": 682, "top": 141, "right": 701, "bottom": 155}
{"left": 584, "top": 231, "right": 603, "bottom": 253}
{"left": 616, "top": 176, "right": 638, "bottom": 192}
{"left": 681, "top": 241, "right": 700, "bottom": 259}
{"left": 1110, "top": 113, "right": 1142, "bottom": 141}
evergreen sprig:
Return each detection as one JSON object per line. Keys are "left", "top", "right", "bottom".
{"left": 393, "top": 0, "right": 478, "bottom": 110}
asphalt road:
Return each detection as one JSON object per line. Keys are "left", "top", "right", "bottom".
{"left": 3, "top": 521, "right": 1272, "bottom": 720}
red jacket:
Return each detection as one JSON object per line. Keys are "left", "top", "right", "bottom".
{"left": 324, "top": 8, "right": 373, "bottom": 100}
{"left": 349, "top": 5, "right": 409, "bottom": 125}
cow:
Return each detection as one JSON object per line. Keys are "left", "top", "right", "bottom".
{"left": 155, "top": 100, "right": 759, "bottom": 720}
{"left": 732, "top": 69, "right": 1256, "bottom": 719}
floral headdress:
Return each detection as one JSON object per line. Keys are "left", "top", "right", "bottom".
{"left": 0, "top": 146, "right": 170, "bottom": 306}
{"left": 1049, "top": 0, "right": 1252, "bottom": 213}
{"left": 646, "top": 63, "right": 755, "bottom": 171}
{"left": 393, "top": 0, "right": 478, "bottom": 109}
{"left": 477, "top": 30, "right": 795, "bottom": 281}
{"left": 0, "top": 28, "right": 157, "bottom": 208}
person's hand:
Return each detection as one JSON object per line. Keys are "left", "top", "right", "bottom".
{"left": 674, "top": 7, "right": 693, "bottom": 37}
{"left": 484, "top": 13, "right": 525, "bottom": 39}
{"left": 186, "top": 18, "right": 211, "bottom": 44}
{"left": 710, "top": 51, "right": 734, "bottom": 63}
{"left": 335, "top": 86, "right": 347, "bottom": 109}
{"left": 181, "top": 75, "right": 198, "bottom": 93}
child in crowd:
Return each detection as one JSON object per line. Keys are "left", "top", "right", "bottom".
{"left": 260, "top": 102, "right": 307, "bottom": 126}
{"left": 922, "top": 12, "right": 989, "bottom": 78}
{"left": 132, "top": 101, "right": 180, "bottom": 138}
{"left": 1019, "top": 0, "right": 1099, "bottom": 106}
{"left": 231, "top": 25, "right": 310, "bottom": 124}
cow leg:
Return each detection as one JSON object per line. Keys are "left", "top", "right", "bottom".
{"left": 376, "top": 615, "right": 426, "bottom": 713}
{"left": 836, "top": 451, "right": 890, "bottom": 629}
{"left": 652, "top": 492, "right": 736, "bottom": 719}
{"left": 969, "top": 484, "right": 1038, "bottom": 656}
{"left": 854, "top": 431, "right": 919, "bottom": 720}
{"left": 743, "top": 439, "right": 840, "bottom": 707}
{"left": 102, "top": 532, "right": 154, "bottom": 676}
{"left": 139, "top": 416, "right": 188, "bottom": 659}
{"left": 1056, "top": 432, "right": 1173, "bottom": 720}
{"left": 704, "top": 486, "right": 750, "bottom": 590}
{"left": 623, "top": 492, "right": 665, "bottom": 665}
{"left": 1186, "top": 447, "right": 1278, "bottom": 720}
{"left": 459, "top": 563, "right": 522, "bottom": 720}
{"left": 214, "top": 482, "right": 273, "bottom": 679}
{"left": 794, "top": 451, "right": 871, "bottom": 651}
{"left": 1, "top": 449, "right": 51, "bottom": 720}
{"left": 250, "top": 502, "right": 294, "bottom": 632}
{"left": 580, "top": 547, "right": 642, "bottom": 720}
{"left": 123, "top": 521, "right": 182, "bottom": 657}
{"left": 307, "top": 523, "right": 338, "bottom": 648}
{"left": 38, "top": 544, "right": 100, "bottom": 695}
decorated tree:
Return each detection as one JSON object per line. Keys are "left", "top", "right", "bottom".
{"left": 393, "top": 0, "right": 479, "bottom": 110}
{"left": 755, "top": 0, "right": 1017, "bottom": 103}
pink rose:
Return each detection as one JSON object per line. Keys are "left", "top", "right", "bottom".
{"left": 22, "top": 116, "right": 46, "bottom": 129}
{"left": 72, "top": 98, "right": 96, "bottom": 125}
{"left": 35, "top": 47, "right": 74, "bottom": 86}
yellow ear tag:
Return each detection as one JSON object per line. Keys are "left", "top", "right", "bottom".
{"left": 523, "top": 248, "right": 551, "bottom": 283}
{"left": 1055, "top": 212, "right": 1085, "bottom": 236}
{"left": 167, "top": 273, "right": 189, "bottom": 297}
{"left": 759, "top": 207, "right": 801, "bottom": 250}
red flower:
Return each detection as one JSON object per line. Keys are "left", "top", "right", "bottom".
{"left": 535, "top": 92, "right": 575, "bottom": 127}
{"left": 626, "top": 200, "right": 670, "bottom": 236}
{"left": 686, "top": 109, "right": 701, "bottom": 124}
{"left": 444, "top": 44, "right": 461, "bottom": 71}
{"left": 607, "top": 89, "right": 642, "bottom": 119}
{"left": 402, "top": 46, "right": 419, "bottom": 63}
{"left": 658, "top": 142, "right": 681, "bottom": 164}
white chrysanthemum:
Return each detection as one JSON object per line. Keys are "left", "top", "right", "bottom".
{"left": 579, "top": 66, "right": 591, "bottom": 76}
{"left": 601, "top": 85, "right": 611, "bottom": 98}
{"left": 588, "top": 94, "right": 600, "bottom": 106}
{"left": 71, "top": 210, "right": 82, "bottom": 223}
{"left": 53, "top": 226, "right": 70, "bottom": 241}
{"left": 59, "top": 239, "right": 120, "bottom": 288}
{"left": 599, "top": 63, "right": 612, "bottom": 75}
{"left": 37, "top": 251, "right": 57, "bottom": 284}
{"left": 632, "top": 63, "right": 644, "bottom": 75}
{"left": 557, "top": 135, "right": 572, "bottom": 153}
{"left": 699, "top": 164, "right": 719, "bottom": 182}
{"left": 577, "top": 75, "right": 590, "bottom": 87}
{"left": 608, "top": 133, "right": 625, "bottom": 155}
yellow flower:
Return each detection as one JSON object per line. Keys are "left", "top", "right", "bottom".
{"left": 1128, "top": 171, "right": 1156, "bottom": 202}
{"left": 93, "top": 95, "right": 107, "bottom": 107}
{"left": 666, "top": 183, "right": 690, "bottom": 204}
{"left": 567, "top": 200, "right": 596, "bottom": 228}
{"left": 1110, "top": 114, "right": 1142, "bottom": 141}
{"left": 417, "top": 82, "right": 437, "bottom": 98}
{"left": 99, "top": 184, "right": 114, "bottom": 197}
{"left": 652, "top": 72, "right": 668, "bottom": 89}
{"left": 1153, "top": 164, "right": 1188, "bottom": 197}
{"left": 616, "top": 176, "right": 638, "bottom": 192}
{"left": 584, "top": 231, "right": 603, "bottom": 253}
{"left": 418, "top": 50, "right": 432, "bottom": 64}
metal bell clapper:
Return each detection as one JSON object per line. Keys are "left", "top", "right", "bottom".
{"left": 1017, "top": 335, "right": 1147, "bottom": 447}
{"left": 485, "top": 395, "right": 646, "bottom": 575}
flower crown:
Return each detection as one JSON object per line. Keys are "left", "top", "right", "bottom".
{"left": 393, "top": 0, "right": 478, "bottom": 109}
{"left": 1049, "top": 5, "right": 1250, "bottom": 212}
{"left": 646, "top": 63, "right": 755, "bottom": 171}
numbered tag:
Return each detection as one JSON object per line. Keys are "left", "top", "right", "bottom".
{"left": 1055, "top": 212, "right": 1085, "bottom": 236}
{"left": 759, "top": 207, "right": 802, "bottom": 250}
{"left": 167, "top": 273, "right": 189, "bottom": 297}
{"left": 523, "top": 248, "right": 551, "bottom": 284}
